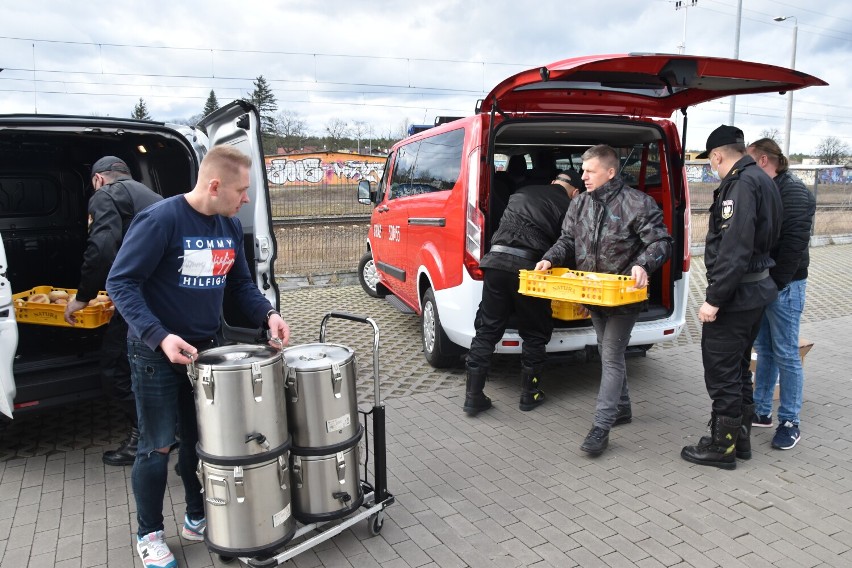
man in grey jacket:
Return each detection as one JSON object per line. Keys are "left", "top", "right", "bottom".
{"left": 536, "top": 145, "right": 672, "bottom": 456}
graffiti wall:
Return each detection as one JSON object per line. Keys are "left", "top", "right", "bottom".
{"left": 686, "top": 162, "right": 852, "bottom": 185}
{"left": 265, "top": 152, "right": 386, "bottom": 186}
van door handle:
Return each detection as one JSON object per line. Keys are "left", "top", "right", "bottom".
{"left": 377, "top": 205, "right": 389, "bottom": 213}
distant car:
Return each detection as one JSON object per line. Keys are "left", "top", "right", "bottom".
{"left": 358, "top": 53, "right": 825, "bottom": 368}
{"left": 0, "top": 102, "right": 280, "bottom": 420}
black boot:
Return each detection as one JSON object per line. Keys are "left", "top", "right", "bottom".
{"left": 681, "top": 414, "right": 740, "bottom": 470}
{"left": 613, "top": 403, "right": 632, "bottom": 426}
{"left": 463, "top": 363, "right": 492, "bottom": 416}
{"left": 103, "top": 427, "right": 139, "bottom": 466}
{"left": 519, "top": 365, "right": 545, "bottom": 411}
{"left": 736, "top": 403, "right": 755, "bottom": 460}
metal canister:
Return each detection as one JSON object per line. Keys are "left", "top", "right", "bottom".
{"left": 190, "top": 345, "right": 289, "bottom": 459}
{"left": 282, "top": 343, "right": 359, "bottom": 450}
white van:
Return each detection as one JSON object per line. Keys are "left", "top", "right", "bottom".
{"left": 0, "top": 102, "right": 279, "bottom": 420}
{"left": 358, "top": 54, "right": 826, "bottom": 368}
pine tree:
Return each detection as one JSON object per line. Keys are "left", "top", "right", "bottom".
{"left": 202, "top": 90, "right": 220, "bottom": 117}
{"left": 131, "top": 98, "right": 151, "bottom": 120}
{"left": 246, "top": 76, "right": 277, "bottom": 134}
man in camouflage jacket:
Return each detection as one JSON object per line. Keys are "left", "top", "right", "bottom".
{"left": 536, "top": 144, "right": 672, "bottom": 456}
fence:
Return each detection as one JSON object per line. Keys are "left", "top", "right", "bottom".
{"left": 269, "top": 165, "right": 852, "bottom": 284}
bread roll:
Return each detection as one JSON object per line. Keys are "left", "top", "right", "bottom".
{"left": 14, "top": 299, "right": 24, "bottom": 307}
{"left": 48, "top": 289, "right": 69, "bottom": 301}
{"left": 28, "top": 293, "right": 50, "bottom": 304}
{"left": 95, "top": 294, "right": 110, "bottom": 303}
{"left": 53, "top": 298, "right": 68, "bottom": 305}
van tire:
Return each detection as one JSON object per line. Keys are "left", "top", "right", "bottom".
{"left": 421, "top": 288, "right": 462, "bottom": 368}
{"left": 358, "top": 251, "right": 385, "bottom": 298}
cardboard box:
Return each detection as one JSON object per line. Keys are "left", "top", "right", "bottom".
{"left": 750, "top": 338, "right": 814, "bottom": 400}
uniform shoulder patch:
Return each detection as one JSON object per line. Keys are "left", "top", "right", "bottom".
{"left": 721, "top": 199, "right": 734, "bottom": 219}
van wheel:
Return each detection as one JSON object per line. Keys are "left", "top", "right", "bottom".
{"left": 358, "top": 251, "right": 385, "bottom": 298}
{"left": 421, "top": 288, "right": 461, "bottom": 368}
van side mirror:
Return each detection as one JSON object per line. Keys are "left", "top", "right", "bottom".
{"left": 358, "top": 179, "right": 374, "bottom": 205}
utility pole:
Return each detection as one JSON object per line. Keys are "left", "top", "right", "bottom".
{"left": 728, "top": 0, "right": 743, "bottom": 124}
{"left": 674, "top": 0, "right": 698, "bottom": 54}
{"left": 774, "top": 16, "right": 798, "bottom": 156}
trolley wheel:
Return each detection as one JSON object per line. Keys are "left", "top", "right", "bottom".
{"left": 368, "top": 512, "right": 384, "bottom": 536}
{"left": 218, "top": 555, "right": 236, "bottom": 564}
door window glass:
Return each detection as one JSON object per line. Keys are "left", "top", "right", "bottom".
{"left": 389, "top": 128, "right": 465, "bottom": 199}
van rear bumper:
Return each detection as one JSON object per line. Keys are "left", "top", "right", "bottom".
{"left": 433, "top": 270, "right": 690, "bottom": 355}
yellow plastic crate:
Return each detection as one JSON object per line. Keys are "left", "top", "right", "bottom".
{"left": 551, "top": 300, "right": 590, "bottom": 321}
{"left": 12, "top": 286, "right": 114, "bottom": 328}
{"left": 519, "top": 268, "right": 648, "bottom": 307}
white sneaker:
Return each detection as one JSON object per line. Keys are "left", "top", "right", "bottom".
{"left": 136, "top": 530, "right": 177, "bottom": 568}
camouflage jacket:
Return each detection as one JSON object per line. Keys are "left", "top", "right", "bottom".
{"left": 542, "top": 177, "right": 672, "bottom": 312}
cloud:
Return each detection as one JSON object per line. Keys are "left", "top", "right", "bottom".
{"left": 1, "top": 0, "right": 849, "bottom": 155}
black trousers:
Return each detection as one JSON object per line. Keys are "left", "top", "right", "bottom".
{"left": 701, "top": 305, "right": 765, "bottom": 418}
{"left": 467, "top": 268, "right": 553, "bottom": 371}
{"left": 100, "top": 311, "right": 137, "bottom": 426}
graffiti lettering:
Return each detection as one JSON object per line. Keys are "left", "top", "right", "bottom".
{"left": 265, "top": 152, "right": 385, "bottom": 186}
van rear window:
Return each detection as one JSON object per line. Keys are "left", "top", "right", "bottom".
{"left": 390, "top": 129, "right": 464, "bottom": 199}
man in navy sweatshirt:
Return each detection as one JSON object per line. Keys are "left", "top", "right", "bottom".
{"left": 107, "top": 145, "right": 290, "bottom": 568}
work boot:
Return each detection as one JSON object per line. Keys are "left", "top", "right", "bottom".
{"left": 103, "top": 427, "right": 139, "bottom": 466}
{"left": 698, "top": 404, "right": 754, "bottom": 459}
{"left": 580, "top": 426, "right": 610, "bottom": 456}
{"left": 463, "top": 363, "right": 491, "bottom": 416}
{"left": 681, "top": 414, "right": 740, "bottom": 470}
{"left": 613, "top": 403, "right": 632, "bottom": 426}
{"left": 519, "top": 365, "right": 545, "bottom": 411}
{"left": 736, "top": 403, "right": 755, "bottom": 460}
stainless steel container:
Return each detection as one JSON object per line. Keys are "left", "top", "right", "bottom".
{"left": 197, "top": 450, "right": 296, "bottom": 557}
{"left": 290, "top": 434, "right": 364, "bottom": 523}
{"left": 190, "top": 345, "right": 289, "bottom": 458}
{"left": 283, "top": 343, "right": 359, "bottom": 450}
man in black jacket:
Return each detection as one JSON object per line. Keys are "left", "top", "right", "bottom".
{"left": 463, "top": 171, "right": 580, "bottom": 415}
{"left": 64, "top": 156, "right": 162, "bottom": 465}
{"left": 747, "top": 138, "right": 816, "bottom": 451}
{"left": 681, "top": 126, "right": 782, "bottom": 470}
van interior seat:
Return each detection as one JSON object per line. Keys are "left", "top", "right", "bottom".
{"left": 505, "top": 154, "right": 528, "bottom": 186}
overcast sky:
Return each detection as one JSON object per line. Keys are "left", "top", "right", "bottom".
{"left": 1, "top": 0, "right": 850, "bottom": 155}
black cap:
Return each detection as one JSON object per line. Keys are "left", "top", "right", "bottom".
{"left": 696, "top": 125, "right": 745, "bottom": 159}
{"left": 556, "top": 168, "right": 584, "bottom": 191}
{"left": 91, "top": 156, "right": 130, "bottom": 177}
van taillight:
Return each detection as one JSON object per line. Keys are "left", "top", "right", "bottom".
{"left": 464, "top": 147, "right": 484, "bottom": 280}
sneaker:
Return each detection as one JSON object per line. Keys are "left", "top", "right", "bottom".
{"left": 136, "top": 531, "right": 176, "bottom": 568}
{"left": 613, "top": 404, "right": 632, "bottom": 426}
{"left": 752, "top": 414, "right": 773, "bottom": 428}
{"left": 580, "top": 426, "right": 610, "bottom": 456}
{"left": 771, "top": 421, "right": 801, "bottom": 450}
{"left": 181, "top": 514, "right": 207, "bottom": 541}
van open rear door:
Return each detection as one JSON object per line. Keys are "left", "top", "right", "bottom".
{"left": 0, "top": 240, "right": 16, "bottom": 419}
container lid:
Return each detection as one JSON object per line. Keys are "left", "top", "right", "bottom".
{"left": 194, "top": 344, "right": 281, "bottom": 370}
{"left": 282, "top": 343, "right": 353, "bottom": 371}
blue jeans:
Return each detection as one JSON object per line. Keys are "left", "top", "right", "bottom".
{"left": 753, "top": 279, "right": 807, "bottom": 424}
{"left": 128, "top": 339, "right": 204, "bottom": 537}
{"left": 590, "top": 311, "right": 639, "bottom": 429}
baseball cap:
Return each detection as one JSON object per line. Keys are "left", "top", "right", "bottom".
{"left": 91, "top": 156, "right": 130, "bottom": 177}
{"left": 696, "top": 125, "right": 745, "bottom": 159}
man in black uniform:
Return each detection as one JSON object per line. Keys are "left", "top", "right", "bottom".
{"left": 64, "top": 156, "right": 162, "bottom": 465}
{"left": 463, "top": 170, "right": 580, "bottom": 415}
{"left": 681, "top": 126, "right": 782, "bottom": 470}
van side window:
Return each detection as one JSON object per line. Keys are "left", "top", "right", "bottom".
{"left": 376, "top": 151, "right": 394, "bottom": 203}
{"left": 389, "top": 128, "right": 465, "bottom": 199}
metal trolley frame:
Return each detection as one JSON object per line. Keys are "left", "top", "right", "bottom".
{"left": 231, "top": 311, "right": 395, "bottom": 567}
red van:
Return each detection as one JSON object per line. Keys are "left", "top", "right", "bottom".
{"left": 358, "top": 54, "right": 826, "bottom": 368}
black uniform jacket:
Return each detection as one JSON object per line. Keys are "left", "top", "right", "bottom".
{"left": 77, "top": 178, "right": 162, "bottom": 302}
{"left": 704, "top": 156, "right": 782, "bottom": 311}
{"left": 480, "top": 183, "right": 572, "bottom": 273}
{"left": 770, "top": 171, "right": 816, "bottom": 289}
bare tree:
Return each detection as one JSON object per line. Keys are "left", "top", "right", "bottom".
{"left": 273, "top": 110, "right": 308, "bottom": 153}
{"left": 815, "top": 136, "right": 850, "bottom": 165}
{"left": 351, "top": 120, "right": 369, "bottom": 154}
{"left": 325, "top": 118, "right": 350, "bottom": 151}
{"left": 759, "top": 128, "right": 781, "bottom": 144}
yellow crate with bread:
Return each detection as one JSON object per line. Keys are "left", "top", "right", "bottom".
{"left": 12, "top": 286, "right": 114, "bottom": 328}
